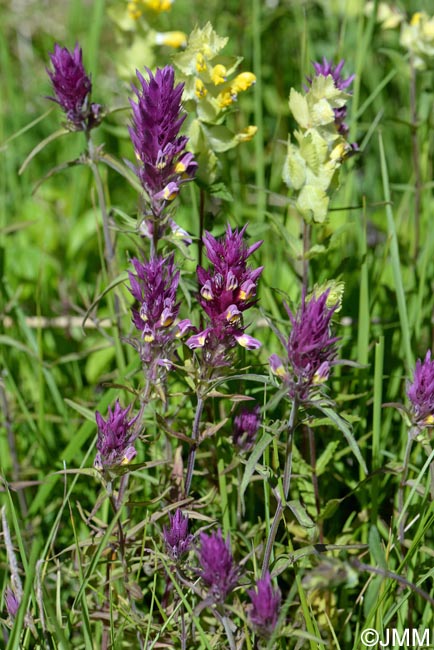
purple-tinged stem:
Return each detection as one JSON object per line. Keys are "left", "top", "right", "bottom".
{"left": 184, "top": 396, "right": 204, "bottom": 496}
{"left": 262, "top": 397, "right": 298, "bottom": 577}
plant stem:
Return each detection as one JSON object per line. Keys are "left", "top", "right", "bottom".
{"left": 262, "top": 398, "right": 298, "bottom": 576}
{"left": 87, "top": 137, "right": 115, "bottom": 268}
{"left": 214, "top": 609, "right": 236, "bottom": 650}
{"left": 398, "top": 432, "right": 413, "bottom": 543}
{"left": 184, "top": 395, "right": 204, "bottom": 496}
{"left": 409, "top": 56, "right": 421, "bottom": 261}
{"left": 307, "top": 424, "right": 322, "bottom": 542}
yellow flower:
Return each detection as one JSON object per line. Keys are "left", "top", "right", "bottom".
{"left": 210, "top": 64, "right": 227, "bottom": 85}
{"left": 195, "top": 78, "right": 208, "bottom": 99}
{"left": 155, "top": 31, "right": 187, "bottom": 48}
{"left": 217, "top": 89, "right": 235, "bottom": 108}
{"left": 128, "top": 0, "right": 142, "bottom": 19}
{"left": 236, "top": 125, "right": 257, "bottom": 142}
{"left": 143, "top": 0, "right": 173, "bottom": 12}
{"left": 195, "top": 52, "right": 207, "bottom": 73}
{"left": 231, "top": 72, "right": 256, "bottom": 93}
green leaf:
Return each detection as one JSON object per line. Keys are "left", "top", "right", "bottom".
{"left": 315, "top": 404, "right": 368, "bottom": 475}
{"left": 240, "top": 432, "right": 273, "bottom": 509}
{"left": 288, "top": 499, "right": 316, "bottom": 528}
{"left": 283, "top": 141, "right": 306, "bottom": 190}
{"left": 369, "top": 525, "right": 387, "bottom": 570}
{"left": 289, "top": 88, "right": 309, "bottom": 129}
{"left": 296, "top": 185, "right": 329, "bottom": 223}
{"left": 316, "top": 440, "right": 341, "bottom": 476}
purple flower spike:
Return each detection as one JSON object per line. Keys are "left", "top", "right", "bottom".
{"left": 163, "top": 509, "right": 193, "bottom": 561}
{"left": 5, "top": 586, "right": 20, "bottom": 619}
{"left": 407, "top": 350, "right": 434, "bottom": 427}
{"left": 248, "top": 572, "right": 281, "bottom": 638}
{"left": 129, "top": 66, "right": 197, "bottom": 221}
{"left": 310, "top": 57, "right": 355, "bottom": 91}
{"left": 271, "top": 292, "right": 339, "bottom": 401}
{"left": 128, "top": 254, "right": 191, "bottom": 369}
{"left": 233, "top": 404, "right": 261, "bottom": 451}
{"left": 186, "top": 224, "right": 263, "bottom": 367}
{"left": 198, "top": 529, "right": 239, "bottom": 602}
{"left": 47, "top": 43, "right": 102, "bottom": 130}
{"left": 94, "top": 401, "right": 139, "bottom": 470}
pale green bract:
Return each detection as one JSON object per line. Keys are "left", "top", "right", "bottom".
{"left": 283, "top": 75, "right": 352, "bottom": 223}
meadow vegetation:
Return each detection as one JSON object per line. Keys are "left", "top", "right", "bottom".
{"left": 1, "top": 0, "right": 433, "bottom": 648}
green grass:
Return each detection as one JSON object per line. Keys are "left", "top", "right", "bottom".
{"left": 1, "top": 0, "right": 434, "bottom": 648}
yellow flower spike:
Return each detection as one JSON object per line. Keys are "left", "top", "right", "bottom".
{"left": 211, "top": 64, "right": 227, "bottom": 85}
{"left": 195, "top": 78, "right": 208, "bottom": 99}
{"left": 195, "top": 53, "right": 207, "bottom": 73}
{"left": 155, "top": 31, "right": 187, "bottom": 48}
{"left": 236, "top": 125, "right": 258, "bottom": 143}
{"left": 231, "top": 72, "right": 256, "bottom": 93}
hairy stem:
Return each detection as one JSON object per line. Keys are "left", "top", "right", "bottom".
{"left": 184, "top": 396, "right": 205, "bottom": 496}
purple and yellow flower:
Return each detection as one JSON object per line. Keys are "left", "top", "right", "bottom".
{"left": 128, "top": 254, "right": 191, "bottom": 368}
{"left": 94, "top": 401, "right": 139, "bottom": 470}
{"left": 187, "top": 224, "right": 263, "bottom": 366}
{"left": 163, "top": 509, "right": 193, "bottom": 561}
{"left": 270, "top": 291, "right": 339, "bottom": 401}
{"left": 307, "top": 57, "right": 356, "bottom": 140}
{"left": 247, "top": 572, "right": 281, "bottom": 638}
{"left": 129, "top": 66, "right": 197, "bottom": 222}
{"left": 407, "top": 350, "right": 434, "bottom": 427}
{"left": 47, "top": 43, "right": 102, "bottom": 131}
{"left": 233, "top": 404, "right": 261, "bottom": 451}
{"left": 197, "top": 528, "right": 239, "bottom": 602}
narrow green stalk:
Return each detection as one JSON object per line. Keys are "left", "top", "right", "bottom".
{"left": 252, "top": 0, "right": 266, "bottom": 220}
{"left": 217, "top": 450, "right": 230, "bottom": 537}
{"left": 378, "top": 131, "right": 413, "bottom": 371}
{"left": 371, "top": 336, "right": 384, "bottom": 524}
{"left": 262, "top": 398, "right": 298, "bottom": 576}
{"left": 398, "top": 433, "right": 413, "bottom": 543}
{"left": 409, "top": 56, "right": 421, "bottom": 261}
{"left": 184, "top": 395, "right": 204, "bottom": 496}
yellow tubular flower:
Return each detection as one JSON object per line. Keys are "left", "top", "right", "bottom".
{"left": 155, "top": 31, "right": 187, "bottom": 48}
{"left": 143, "top": 0, "right": 173, "bottom": 12}
{"left": 211, "top": 64, "right": 227, "bottom": 85}
{"left": 217, "top": 89, "right": 235, "bottom": 108}
{"left": 231, "top": 72, "right": 256, "bottom": 93}
{"left": 195, "top": 78, "right": 207, "bottom": 99}
{"left": 196, "top": 53, "right": 207, "bottom": 73}
{"left": 236, "top": 125, "right": 258, "bottom": 142}
{"left": 128, "top": 0, "right": 142, "bottom": 19}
